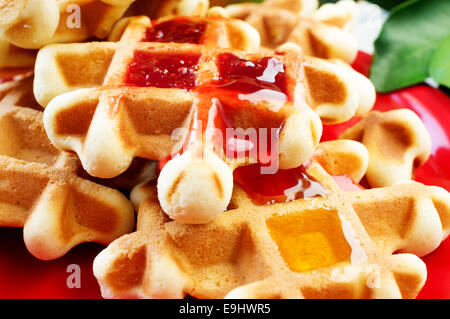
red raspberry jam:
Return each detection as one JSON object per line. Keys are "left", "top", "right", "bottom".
{"left": 144, "top": 18, "right": 206, "bottom": 44}
{"left": 128, "top": 51, "right": 295, "bottom": 174}
{"left": 233, "top": 164, "right": 330, "bottom": 204}
{"left": 124, "top": 51, "right": 200, "bottom": 89}
{"left": 153, "top": 53, "right": 293, "bottom": 169}
{"left": 201, "top": 53, "right": 290, "bottom": 162}
{"left": 211, "top": 53, "right": 290, "bottom": 101}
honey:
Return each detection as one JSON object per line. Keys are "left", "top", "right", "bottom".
{"left": 267, "top": 209, "right": 352, "bottom": 272}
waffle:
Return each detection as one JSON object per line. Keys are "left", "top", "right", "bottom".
{"left": 35, "top": 12, "right": 374, "bottom": 223}
{"left": 128, "top": 0, "right": 209, "bottom": 18}
{"left": 340, "top": 109, "right": 432, "bottom": 188}
{"left": 311, "top": 142, "right": 449, "bottom": 258}
{"left": 0, "top": 71, "right": 157, "bottom": 190}
{"left": 93, "top": 140, "right": 450, "bottom": 299}
{"left": 0, "top": 36, "right": 35, "bottom": 67}
{"left": 0, "top": 104, "right": 139, "bottom": 260}
{"left": 34, "top": 12, "right": 261, "bottom": 107}
{"left": 0, "top": 0, "right": 136, "bottom": 49}
{"left": 225, "top": 0, "right": 358, "bottom": 63}
{"left": 312, "top": 139, "right": 369, "bottom": 184}
{"left": 0, "top": 72, "right": 40, "bottom": 110}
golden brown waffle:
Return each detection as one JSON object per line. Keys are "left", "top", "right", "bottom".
{"left": 34, "top": 12, "right": 261, "bottom": 107}
{"left": 225, "top": 0, "right": 358, "bottom": 63}
{"left": 340, "top": 109, "right": 432, "bottom": 188}
{"left": 309, "top": 140, "right": 449, "bottom": 257}
{"left": 34, "top": 13, "right": 374, "bottom": 223}
{"left": 347, "top": 181, "right": 450, "bottom": 258}
{"left": 0, "top": 104, "right": 139, "bottom": 260}
{"left": 0, "top": 0, "right": 136, "bottom": 49}
{"left": 0, "top": 36, "right": 35, "bottom": 67}
{"left": 312, "top": 139, "right": 369, "bottom": 183}
{"left": 93, "top": 141, "right": 450, "bottom": 298}
{"left": 0, "top": 69, "right": 157, "bottom": 189}
{"left": 0, "top": 0, "right": 207, "bottom": 66}
{"left": 0, "top": 72, "right": 40, "bottom": 110}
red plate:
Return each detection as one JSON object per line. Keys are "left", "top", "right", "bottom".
{"left": 0, "top": 53, "right": 448, "bottom": 299}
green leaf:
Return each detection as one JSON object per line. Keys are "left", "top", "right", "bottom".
{"left": 365, "top": 0, "right": 408, "bottom": 10}
{"left": 429, "top": 35, "right": 450, "bottom": 88}
{"left": 370, "top": 0, "right": 450, "bottom": 93}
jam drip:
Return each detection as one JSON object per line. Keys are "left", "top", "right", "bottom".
{"left": 125, "top": 51, "right": 200, "bottom": 89}
{"left": 213, "top": 53, "right": 289, "bottom": 99}
{"left": 233, "top": 164, "right": 330, "bottom": 204}
{"left": 125, "top": 50, "right": 326, "bottom": 204}
{"left": 144, "top": 18, "right": 206, "bottom": 44}
{"left": 196, "top": 53, "right": 290, "bottom": 161}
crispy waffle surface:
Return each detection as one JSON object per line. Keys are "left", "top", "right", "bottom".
{"left": 34, "top": 12, "right": 374, "bottom": 174}
{"left": 34, "top": 11, "right": 261, "bottom": 108}
{"left": 340, "top": 109, "right": 432, "bottom": 188}
{"left": 0, "top": 1, "right": 447, "bottom": 299}
{"left": 0, "top": 0, "right": 135, "bottom": 49}
{"left": 225, "top": 0, "right": 358, "bottom": 63}
{"left": 0, "top": 36, "right": 36, "bottom": 67}
{"left": 93, "top": 140, "right": 450, "bottom": 299}
{"left": 34, "top": 12, "right": 374, "bottom": 223}
{"left": 0, "top": 102, "right": 160, "bottom": 260}
{"left": 0, "top": 72, "right": 40, "bottom": 110}
{"left": 0, "top": 0, "right": 207, "bottom": 66}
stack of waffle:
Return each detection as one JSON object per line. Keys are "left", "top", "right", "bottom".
{"left": 0, "top": 0, "right": 448, "bottom": 299}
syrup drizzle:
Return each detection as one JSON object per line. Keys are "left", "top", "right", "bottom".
{"left": 125, "top": 51, "right": 290, "bottom": 161}
{"left": 233, "top": 164, "right": 330, "bottom": 205}
{"left": 124, "top": 36, "right": 329, "bottom": 202}
{"left": 196, "top": 53, "right": 290, "bottom": 161}
{"left": 213, "top": 53, "right": 289, "bottom": 99}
